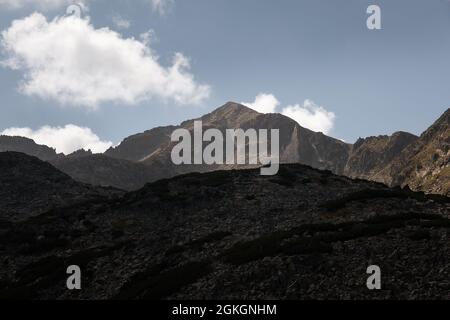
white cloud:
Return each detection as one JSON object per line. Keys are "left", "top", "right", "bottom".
{"left": 1, "top": 124, "right": 113, "bottom": 154}
{"left": 1, "top": 13, "right": 210, "bottom": 109}
{"left": 112, "top": 15, "right": 131, "bottom": 30}
{"left": 242, "top": 93, "right": 280, "bottom": 114}
{"left": 244, "top": 94, "right": 336, "bottom": 134}
{"left": 282, "top": 99, "right": 336, "bottom": 134}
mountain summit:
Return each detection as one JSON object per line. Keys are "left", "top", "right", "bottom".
{"left": 105, "top": 101, "right": 351, "bottom": 179}
{"left": 0, "top": 103, "right": 448, "bottom": 195}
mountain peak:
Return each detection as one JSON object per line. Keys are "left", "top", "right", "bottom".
{"left": 210, "top": 101, "right": 259, "bottom": 116}
{"left": 391, "top": 131, "right": 418, "bottom": 138}
{"left": 200, "top": 101, "right": 260, "bottom": 126}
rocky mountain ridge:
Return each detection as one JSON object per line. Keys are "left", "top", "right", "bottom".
{"left": 344, "top": 131, "right": 419, "bottom": 180}
{"left": 373, "top": 109, "right": 450, "bottom": 195}
{"left": 0, "top": 103, "right": 448, "bottom": 195}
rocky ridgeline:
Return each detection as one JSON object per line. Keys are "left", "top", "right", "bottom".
{"left": 0, "top": 152, "right": 449, "bottom": 299}
{"left": 374, "top": 109, "right": 450, "bottom": 196}
{"left": 0, "top": 103, "right": 448, "bottom": 196}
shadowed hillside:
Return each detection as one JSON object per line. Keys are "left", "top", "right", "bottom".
{"left": 0, "top": 152, "right": 449, "bottom": 299}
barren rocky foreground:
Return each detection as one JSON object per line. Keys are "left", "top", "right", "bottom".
{"left": 0, "top": 152, "right": 449, "bottom": 300}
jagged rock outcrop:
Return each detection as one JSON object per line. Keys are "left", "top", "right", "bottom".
{"left": 66, "top": 149, "right": 93, "bottom": 159}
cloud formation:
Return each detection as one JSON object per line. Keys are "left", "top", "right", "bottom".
{"left": 242, "top": 93, "right": 280, "bottom": 114}
{"left": 1, "top": 124, "right": 113, "bottom": 154}
{"left": 282, "top": 99, "right": 336, "bottom": 134}
{"left": 243, "top": 93, "right": 336, "bottom": 134}
{"left": 1, "top": 13, "right": 210, "bottom": 109}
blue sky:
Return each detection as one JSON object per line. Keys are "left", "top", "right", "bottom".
{"left": 1, "top": 0, "right": 450, "bottom": 153}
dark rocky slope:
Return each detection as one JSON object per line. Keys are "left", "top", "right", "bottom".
{"left": 0, "top": 152, "right": 121, "bottom": 222}
{"left": 0, "top": 152, "right": 449, "bottom": 300}
{"left": 51, "top": 154, "right": 159, "bottom": 191}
